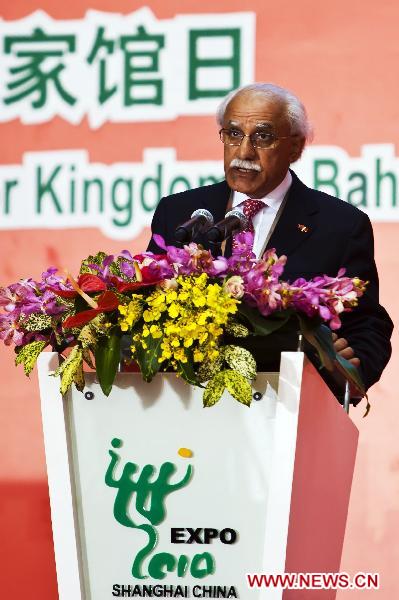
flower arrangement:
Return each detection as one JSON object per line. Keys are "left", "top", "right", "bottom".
{"left": 0, "top": 233, "right": 367, "bottom": 407}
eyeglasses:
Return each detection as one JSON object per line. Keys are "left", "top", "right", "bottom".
{"left": 219, "top": 127, "right": 294, "bottom": 149}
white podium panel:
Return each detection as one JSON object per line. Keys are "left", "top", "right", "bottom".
{"left": 37, "top": 352, "right": 358, "bottom": 600}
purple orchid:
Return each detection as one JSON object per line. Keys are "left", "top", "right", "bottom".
{"left": 0, "top": 280, "right": 37, "bottom": 313}
{"left": 40, "top": 267, "right": 71, "bottom": 291}
{"left": 231, "top": 231, "right": 256, "bottom": 256}
{"left": 139, "top": 258, "right": 174, "bottom": 281}
{"left": 0, "top": 313, "right": 24, "bottom": 346}
{"left": 0, "top": 236, "right": 366, "bottom": 358}
{"left": 151, "top": 234, "right": 228, "bottom": 277}
{"left": 0, "top": 286, "right": 19, "bottom": 312}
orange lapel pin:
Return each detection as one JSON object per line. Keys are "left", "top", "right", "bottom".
{"left": 297, "top": 223, "right": 309, "bottom": 233}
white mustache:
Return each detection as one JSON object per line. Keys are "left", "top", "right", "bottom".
{"left": 229, "top": 158, "right": 261, "bottom": 172}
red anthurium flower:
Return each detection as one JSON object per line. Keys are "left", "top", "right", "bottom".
{"left": 48, "top": 274, "right": 106, "bottom": 298}
{"left": 140, "top": 266, "right": 162, "bottom": 282}
{"left": 96, "top": 290, "right": 120, "bottom": 311}
{"left": 48, "top": 287, "right": 77, "bottom": 299}
{"left": 114, "top": 279, "right": 163, "bottom": 293}
{"left": 77, "top": 274, "right": 107, "bottom": 292}
{"left": 63, "top": 291, "right": 119, "bottom": 329}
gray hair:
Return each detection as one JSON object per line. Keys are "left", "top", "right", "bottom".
{"left": 216, "top": 83, "right": 313, "bottom": 143}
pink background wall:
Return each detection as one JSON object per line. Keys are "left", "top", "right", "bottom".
{"left": 1, "top": 1, "right": 398, "bottom": 597}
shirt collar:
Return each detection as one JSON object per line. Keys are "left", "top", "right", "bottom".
{"left": 232, "top": 170, "right": 292, "bottom": 211}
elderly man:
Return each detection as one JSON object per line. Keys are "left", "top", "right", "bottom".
{"left": 147, "top": 83, "right": 393, "bottom": 392}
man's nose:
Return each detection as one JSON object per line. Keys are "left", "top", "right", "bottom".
{"left": 237, "top": 135, "right": 257, "bottom": 160}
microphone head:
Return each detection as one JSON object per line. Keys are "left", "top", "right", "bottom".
{"left": 190, "top": 208, "right": 214, "bottom": 225}
{"left": 174, "top": 209, "right": 215, "bottom": 244}
{"left": 206, "top": 209, "right": 249, "bottom": 244}
{"left": 174, "top": 227, "right": 191, "bottom": 244}
{"left": 225, "top": 209, "right": 249, "bottom": 229}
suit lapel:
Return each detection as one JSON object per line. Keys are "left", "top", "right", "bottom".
{"left": 266, "top": 171, "right": 319, "bottom": 256}
{"left": 200, "top": 180, "right": 231, "bottom": 223}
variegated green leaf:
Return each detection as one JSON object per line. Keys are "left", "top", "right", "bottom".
{"left": 15, "top": 340, "right": 47, "bottom": 376}
{"left": 224, "top": 370, "right": 252, "bottom": 406}
{"left": 109, "top": 256, "right": 136, "bottom": 281}
{"left": 80, "top": 252, "right": 107, "bottom": 274}
{"left": 203, "top": 371, "right": 226, "bottom": 407}
{"left": 224, "top": 345, "right": 257, "bottom": 380}
{"left": 55, "top": 296, "right": 74, "bottom": 308}
{"left": 225, "top": 320, "right": 250, "bottom": 338}
{"left": 52, "top": 317, "right": 66, "bottom": 346}
{"left": 82, "top": 348, "right": 95, "bottom": 369}
{"left": 78, "top": 323, "right": 98, "bottom": 348}
{"left": 108, "top": 258, "right": 124, "bottom": 278}
{"left": 54, "top": 356, "right": 67, "bottom": 377}
{"left": 22, "top": 313, "right": 52, "bottom": 332}
{"left": 197, "top": 351, "right": 224, "bottom": 383}
{"left": 60, "top": 348, "right": 83, "bottom": 396}
{"left": 54, "top": 346, "right": 83, "bottom": 395}
{"left": 90, "top": 313, "right": 110, "bottom": 335}
{"left": 74, "top": 360, "right": 85, "bottom": 392}
{"left": 113, "top": 292, "right": 132, "bottom": 305}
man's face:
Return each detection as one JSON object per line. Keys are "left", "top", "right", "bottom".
{"left": 222, "top": 92, "right": 305, "bottom": 198}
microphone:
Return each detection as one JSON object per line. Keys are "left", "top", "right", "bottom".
{"left": 205, "top": 209, "right": 249, "bottom": 244}
{"left": 174, "top": 209, "right": 214, "bottom": 244}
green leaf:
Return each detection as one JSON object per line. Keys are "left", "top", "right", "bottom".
{"left": 335, "top": 354, "right": 366, "bottom": 398}
{"left": 94, "top": 330, "right": 121, "bottom": 396}
{"left": 15, "top": 340, "right": 47, "bottom": 375}
{"left": 134, "top": 335, "right": 163, "bottom": 382}
{"left": 298, "top": 317, "right": 335, "bottom": 371}
{"left": 224, "top": 345, "right": 257, "bottom": 380}
{"left": 238, "top": 304, "right": 293, "bottom": 336}
{"left": 54, "top": 346, "right": 83, "bottom": 395}
{"left": 363, "top": 397, "right": 371, "bottom": 418}
{"left": 334, "top": 354, "right": 369, "bottom": 417}
{"left": 177, "top": 358, "right": 203, "bottom": 387}
{"left": 299, "top": 318, "right": 368, "bottom": 413}
{"left": 224, "top": 370, "right": 252, "bottom": 406}
{"left": 203, "top": 371, "right": 226, "bottom": 407}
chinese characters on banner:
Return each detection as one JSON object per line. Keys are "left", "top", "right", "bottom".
{"left": 0, "top": 8, "right": 398, "bottom": 242}
{"left": 0, "top": 9, "right": 255, "bottom": 127}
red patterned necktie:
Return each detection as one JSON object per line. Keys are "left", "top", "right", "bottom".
{"left": 232, "top": 198, "right": 265, "bottom": 250}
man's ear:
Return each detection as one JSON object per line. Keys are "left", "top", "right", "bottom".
{"left": 290, "top": 136, "right": 306, "bottom": 163}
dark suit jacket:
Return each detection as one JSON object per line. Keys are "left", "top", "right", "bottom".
{"left": 147, "top": 171, "right": 393, "bottom": 391}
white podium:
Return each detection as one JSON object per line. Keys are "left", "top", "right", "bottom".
{"left": 37, "top": 351, "right": 358, "bottom": 600}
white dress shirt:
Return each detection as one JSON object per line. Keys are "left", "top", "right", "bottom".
{"left": 232, "top": 170, "right": 292, "bottom": 258}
